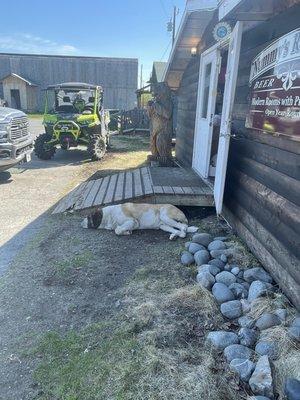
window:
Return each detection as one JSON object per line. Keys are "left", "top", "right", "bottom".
{"left": 201, "top": 62, "right": 212, "bottom": 118}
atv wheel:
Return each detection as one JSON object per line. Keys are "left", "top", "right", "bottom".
{"left": 88, "top": 135, "right": 106, "bottom": 161}
{"left": 34, "top": 133, "right": 56, "bottom": 160}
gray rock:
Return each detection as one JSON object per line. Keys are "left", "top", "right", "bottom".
{"left": 188, "top": 242, "right": 206, "bottom": 254}
{"left": 230, "top": 358, "right": 256, "bottom": 382}
{"left": 248, "top": 397, "right": 271, "bottom": 400}
{"left": 212, "top": 283, "right": 235, "bottom": 304}
{"left": 288, "top": 317, "right": 300, "bottom": 342}
{"left": 194, "top": 250, "right": 210, "bottom": 266}
{"left": 274, "top": 308, "right": 287, "bottom": 322}
{"left": 238, "top": 316, "right": 255, "bottom": 328}
{"left": 192, "top": 233, "right": 212, "bottom": 247}
{"left": 255, "top": 313, "right": 281, "bottom": 330}
{"left": 231, "top": 266, "right": 240, "bottom": 276}
{"left": 237, "top": 270, "right": 244, "bottom": 279}
{"left": 214, "top": 236, "right": 228, "bottom": 241}
{"left": 255, "top": 341, "right": 279, "bottom": 360}
{"left": 206, "top": 331, "right": 239, "bottom": 350}
{"left": 196, "top": 271, "right": 215, "bottom": 290}
{"left": 229, "top": 283, "right": 248, "bottom": 299}
{"left": 208, "top": 259, "right": 225, "bottom": 269}
{"left": 210, "top": 249, "right": 229, "bottom": 259}
{"left": 181, "top": 251, "right": 194, "bottom": 266}
{"left": 284, "top": 378, "right": 300, "bottom": 400}
{"left": 208, "top": 240, "right": 227, "bottom": 251}
{"left": 221, "top": 300, "right": 243, "bottom": 319}
{"left": 224, "top": 264, "right": 232, "bottom": 271}
{"left": 244, "top": 267, "right": 273, "bottom": 284}
{"left": 248, "top": 281, "right": 273, "bottom": 302}
{"left": 238, "top": 328, "right": 258, "bottom": 348}
{"left": 184, "top": 241, "right": 191, "bottom": 249}
{"left": 198, "top": 264, "right": 220, "bottom": 276}
{"left": 220, "top": 254, "right": 228, "bottom": 263}
{"left": 224, "top": 344, "right": 254, "bottom": 363}
{"left": 216, "top": 271, "right": 237, "bottom": 286}
{"left": 249, "top": 355, "right": 274, "bottom": 399}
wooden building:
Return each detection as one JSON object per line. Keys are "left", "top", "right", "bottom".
{"left": 163, "top": 0, "right": 300, "bottom": 308}
{"left": 0, "top": 53, "right": 138, "bottom": 111}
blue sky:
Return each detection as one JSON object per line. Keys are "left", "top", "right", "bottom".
{"left": 0, "top": 0, "right": 186, "bottom": 85}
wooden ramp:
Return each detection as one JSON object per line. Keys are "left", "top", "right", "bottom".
{"left": 52, "top": 166, "right": 214, "bottom": 214}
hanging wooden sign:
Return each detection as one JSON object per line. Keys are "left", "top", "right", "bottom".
{"left": 246, "top": 28, "right": 300, "bottom": 140}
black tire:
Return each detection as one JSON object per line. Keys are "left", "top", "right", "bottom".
{"left": 34, "top": 133, "right": 56, "bottom": 160}
{"left": 88, "top": 135, "right": 106, "bottom": 161}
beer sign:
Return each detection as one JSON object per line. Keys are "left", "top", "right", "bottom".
{"left": 246, "top": 28, "right": 300, "bottom": 139}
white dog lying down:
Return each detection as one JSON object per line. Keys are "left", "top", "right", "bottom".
{"left": 81, "top": 203, "right": 198, "bottom": 240}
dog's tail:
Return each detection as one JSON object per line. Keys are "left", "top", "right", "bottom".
{"left": 187, "top": 226, "right": 198, "bottom": 233}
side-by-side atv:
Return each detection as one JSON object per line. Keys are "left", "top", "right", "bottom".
{"left": 34, "top": 82, "right": 110, "bottom": 160}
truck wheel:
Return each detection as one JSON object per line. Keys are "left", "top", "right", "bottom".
{"left": 34, "top": 133, "right": 56, "bottom": 160}
{"left": 88, "top": 135, "right": 106, "bottom": 161}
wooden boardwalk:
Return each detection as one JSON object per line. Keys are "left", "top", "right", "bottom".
{"left": 52, "top": 166, "right": 214, "bottom": 214}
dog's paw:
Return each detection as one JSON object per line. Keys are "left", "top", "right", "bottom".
{"left": 187, "top": 226, "right": 198, "bottom": 233}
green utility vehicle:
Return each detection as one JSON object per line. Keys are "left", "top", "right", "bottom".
{"left": 34, "top": 82, "right": 110, "bottom": 160}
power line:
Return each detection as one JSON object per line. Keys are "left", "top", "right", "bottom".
{"left": 160, "top": 40, "right": 172, "bottom": 61}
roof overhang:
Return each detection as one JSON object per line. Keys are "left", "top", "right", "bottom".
{"left": 0, "top": 73, "right": 37, "bottom": 86}
{"left": 163, "top": 0, "right": 218, "bottom": 90}
{"left": 46, "top": 82, "right": 102, "bottom": 91}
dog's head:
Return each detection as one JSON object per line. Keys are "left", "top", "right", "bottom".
{"left": 81, "top": 209, "right": 103, "bottom": 229}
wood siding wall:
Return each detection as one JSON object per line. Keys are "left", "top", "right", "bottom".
{"left": 0, "top": 54, "right": 138, "bottom": 111}
{"left": 223, "top": 6, "right": 300, "bottom": 308}
{"left": 174, "top": 4, "right": 300, "bottom": 308}
{"left": 175, "top": 55, "right": 200, "bottom": 167}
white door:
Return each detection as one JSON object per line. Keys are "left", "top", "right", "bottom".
{"left": 193, "top": 47, "right": 220, "bottom": 178}
{"left": 214, "top": 21, "right": 243, "bottom": 214}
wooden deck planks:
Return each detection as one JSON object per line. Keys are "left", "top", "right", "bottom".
{"left": 124, "top": 171, "right": 133, "bottom": 199}
{"left": 81, "top": 178, "right": 104, "bottom": 209}
{"left": 52, "top": 166, "right": 214, "bottom": 214}
{"left": 141, "top": 167, "right": 153, "bottom": 195}
{"left": 114, "top": 172, "right": 125, "bottom": 202}
{"left": 93, "top": 175, "right": 110, "bottom": 207}
{"left": 103, "top": 174, "right": 118, "bottom": 204}
{"left": 133, "top": 168, "right": 144, "bottom": 197}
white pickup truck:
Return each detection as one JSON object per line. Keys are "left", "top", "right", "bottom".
{"left": 0, "top": 107, "right": 34, "bottom": 172}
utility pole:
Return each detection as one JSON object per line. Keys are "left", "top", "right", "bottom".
{"left": 172, "top": 6, "right": 178, "bottom": 45}
{"left": 140, "top": 64, "right": 143, "bottom": 89}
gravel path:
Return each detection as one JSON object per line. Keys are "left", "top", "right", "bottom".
{"left": 0, "top": 118, "right": 98, "bottom": 275}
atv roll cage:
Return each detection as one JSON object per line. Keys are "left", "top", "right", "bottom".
{"left": 44, "top": 82, "right": 103, "bottom": 116}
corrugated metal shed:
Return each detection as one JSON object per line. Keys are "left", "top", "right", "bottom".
{"left": 0, "top": 53, "right": 138, "bottom": 111}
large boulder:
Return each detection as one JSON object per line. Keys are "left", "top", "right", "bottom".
{"left": 196, "top": 271, "right": 215, "bottom": 290}
{"left": 215, "top": 271, "right": 237, "bottom": 287}
{"left": 229, "top": 358, "right": 256, "bottom": 382}
{"left": 255, "top": 341, "right": 279, "bottom": 360}
{"left": 212, "top": 283, "right": 235, "bottom": 304}
{"left": 238, "top": 328, "right": 258, "bottom": 348}
{"left": 244, "top": 267, "right": 273, "bottom": 284}
{"left": 248, "top": 281, "right": 273, "bottom": 302}
{"left": 194, "top": 250, "right": 210, "bottom": 266}
{"left": 192, "top": 233, "right": 212, "bottom": 247}
{"left": 208, "top": 240, "right": 227, "bottom": 251}
{"left": 188, "top": 242, "right": 206, "bottom": 254}
{"left": 224, "top": 344, "right": 254, "bottom": 363}
{"left": 206, "top": 331, "right": 239, "bottom": 350}
{"left": 181, "top": 251, "right": 194, "bottom": 266}
{"left": 249, "top": 355, "right": 274, "bottom": 399}
{"left": 255, "top": 313, "right": 281, "bottom": 331}
{"left": 284, "top": 378, "right": 300, "bottom": 400}
{"left": 221, "top": 300, "right": 243, "bottom": 319}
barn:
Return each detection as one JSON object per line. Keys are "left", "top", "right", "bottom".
{"left": 0, "top": 53, "right": 138, "bottom": 112}
{"left": 163, "top": 0, "right": 300, "bottom": 308}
